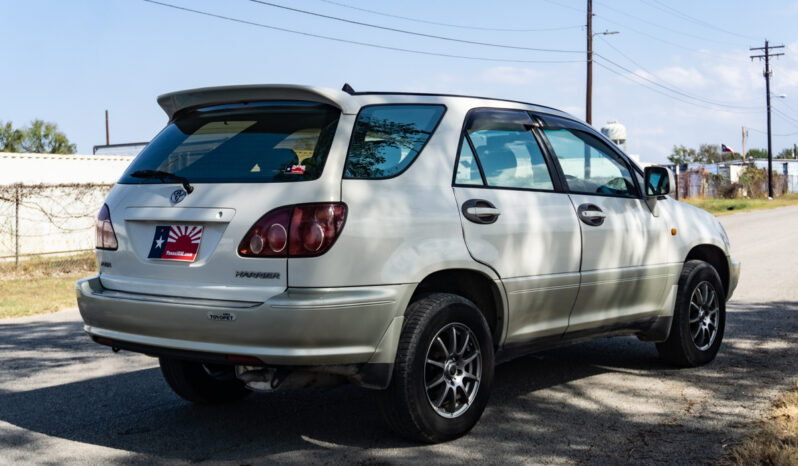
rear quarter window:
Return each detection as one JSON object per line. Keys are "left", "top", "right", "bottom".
{"left": 344, "top": 104, "right": 446, "bottom": 179}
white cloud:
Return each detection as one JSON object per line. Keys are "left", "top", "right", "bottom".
{"left": 654, "top": 66, "right": 707, "bottom": 88}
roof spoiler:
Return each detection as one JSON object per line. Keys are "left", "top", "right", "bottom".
{"left": 156, "top": 84, "right": 357, "bottom": 119}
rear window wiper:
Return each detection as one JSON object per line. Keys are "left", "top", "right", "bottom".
{"left": 130, "top": 170, "right": 194, "bottom": 194}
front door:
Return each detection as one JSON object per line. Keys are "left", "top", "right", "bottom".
{"left": 452, "top": 109, "right": 582, "bottom": 344}
{"left": 538, "top": 116, "right": 672, "bottom": 334}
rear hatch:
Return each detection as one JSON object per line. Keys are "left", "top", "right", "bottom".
{"left": 98, "top": 100, "right": 343, "bottom": 303}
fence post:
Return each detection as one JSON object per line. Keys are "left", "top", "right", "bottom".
{"left": 14, "top": 185, "right": 20, "bottom": 268}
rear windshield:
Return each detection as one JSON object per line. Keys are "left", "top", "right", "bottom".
{"left": 119, "top": 101, "right": 340, "bottom": 184}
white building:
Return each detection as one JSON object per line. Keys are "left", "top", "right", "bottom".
{"left": 600, "top": 120, "right": 627, "bottom": 152}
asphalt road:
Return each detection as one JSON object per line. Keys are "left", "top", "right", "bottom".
{"left": 1, "top": 205, "right": 797, "bottom": 464}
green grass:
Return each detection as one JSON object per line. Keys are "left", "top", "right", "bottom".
{"left": 0, "top": 274, "right": 89, "bottom": 319}
{"left": 684, "top": 194, "right": 798, "bottom": 216}
{"left": 0, "top": 252, "right": 95, "bottom": 319}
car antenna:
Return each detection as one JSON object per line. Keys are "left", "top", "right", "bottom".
{"left": 341, "top": 83, "right": 356, "bottom": 95}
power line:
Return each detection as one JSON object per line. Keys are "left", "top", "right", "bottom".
{"left": 595, "top": 53, "right": 761, "bottom": 111}
{"left": 595, "top": 36, "right": 761, "bottom": 112}
{"left": 595, "top": 0, "right": 747, "bottom": 47}
{"left": 641, "top": 0, "right": 760, "bottom": 41}
{"left": 248, "top": 0, "right": 583, "bottom": 54}
{"left": 316, "top": 0, "right": 583, "bottom": 33}
{"left": 596, "top": 15, "right": 715, "bottom": 54}
{"left": 748, "top": 125, "right": 798, "bottom": 137}
{"left": 772, "top": 106, "right": 798, "bottom": 128}
{"left": 544, "top": 0, "right": 712, "bottom": 53}
{"left": 139, "top": 0, "right": 584, "bottom": 64}
{"left": 595, "top": 35, "right": 652, "bottom": 76}
{"left": 593, "top": 59, "right": 757, "bottom": 113}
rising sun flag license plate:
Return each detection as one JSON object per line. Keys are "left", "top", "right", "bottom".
{"left": 147, "top": 225, "right": 203, "bottom": 262}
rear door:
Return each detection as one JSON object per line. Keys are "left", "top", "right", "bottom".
{"left": 537, "top": 115, "right": 672, "bottom": 333}
{"left": 452, "top": 108, "right": 582, "bottom": 344}
{"left": 99, "top": 101, "right": 345, "bottom": 303}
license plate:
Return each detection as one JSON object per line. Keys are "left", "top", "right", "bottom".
{"left": 147, "top": 225, "right": 203, "bottom": 262}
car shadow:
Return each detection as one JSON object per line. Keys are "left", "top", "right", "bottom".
{"left": 0, "top": 300, "right": 796, "bottom": 463}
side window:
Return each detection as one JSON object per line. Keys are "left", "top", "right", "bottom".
{"left": 455, "top": 140, "right": 483, "bottom": 185}
{"left": 459, "top": 109, "right": 554, "bottom": 191}
{"left": 543, "top": 128, "right": 637, "bottom": 197}
{"left": 344, "top": 105, "right": 446, "bottom": 179}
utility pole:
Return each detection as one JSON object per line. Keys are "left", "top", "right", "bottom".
{"left": 586, "top": 0, "right": 592, "bottom": 125}
{"left": 750, "top": 40, "right": 785, "bottom": 199}
{"left": 741, "top": 126, "right": 747, "bottom": 163}
{"left": 105, "top": 110, "right": 110, "bottom": 145}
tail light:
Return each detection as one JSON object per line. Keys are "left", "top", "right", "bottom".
{"left": 238, "top": 203, "right": 347, "bottom": 258}
{"left": 95, "top": 204, "right": 118, "bottom": 250}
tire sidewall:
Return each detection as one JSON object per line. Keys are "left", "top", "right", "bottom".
{"left": 406, "top": 297, "right": 494, "bottom": 441}
{"left": 675, "top": 262, "right": 726, "bottom": 366}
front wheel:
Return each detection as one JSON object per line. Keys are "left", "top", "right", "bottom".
{"left": 657, "top": 260, "right": 726, "bottom": 367}
{"left": 378, "top": 293, "right": 494, "bottom": 443}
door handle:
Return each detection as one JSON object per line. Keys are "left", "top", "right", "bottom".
{"left": 577, "top": 203, "right": 606, "bottom": 226}
{"left": 462, "top": 199, "right": 500, "bottom": 224}
{"left": 580, "top": 210, "right": 606, "bottom": 219}
{"left": 465, "top": 207, "right": 501, "bottom": 217}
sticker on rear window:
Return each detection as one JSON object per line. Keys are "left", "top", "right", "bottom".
{"left": 285, "top": 164, "right": 306, "bottom": 174}
{"left": 148, "top": 225, "right": 203, "bottom": 262}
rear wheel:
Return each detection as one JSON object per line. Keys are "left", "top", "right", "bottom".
{"left": 657, "top": 260, "right": 726, "bottom": 367}
{"left": 159, "top": 357, "right": 251, "bottom": 404}
{"left": 378, "top": 293, "right": 494, "bottom": 443}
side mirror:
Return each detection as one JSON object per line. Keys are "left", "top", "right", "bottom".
{"left": 644, "top": 166, "right": 673, "bottom": 197}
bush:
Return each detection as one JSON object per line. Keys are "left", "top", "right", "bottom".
{"left": 718, "top": 182, "right": 741, "bottom": 199}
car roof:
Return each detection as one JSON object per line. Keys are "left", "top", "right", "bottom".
{"left": 157, "top": 84, "right": 579, "bottom": 123}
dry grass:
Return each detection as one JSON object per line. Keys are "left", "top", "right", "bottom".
{"left": 685, "top": 193, "right": 798, "bottom": 216}
{"left": 0, "top": 252, "right": 95, "bottom": 319}
{"left": 719, "top": 381, "right": 798, "bottom": 465}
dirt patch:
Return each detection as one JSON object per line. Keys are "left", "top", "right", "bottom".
{"left": 719, "top": 381, "right": 798, "bottom": 465}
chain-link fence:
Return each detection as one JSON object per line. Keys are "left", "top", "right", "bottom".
{"left": 0, "top": 183, "right": 111, "bottom": 267}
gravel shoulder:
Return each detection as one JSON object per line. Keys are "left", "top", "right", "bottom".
{"left": 0, "top": 205, "right": 796, "bottom": 464}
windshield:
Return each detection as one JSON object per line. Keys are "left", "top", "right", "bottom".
{"left": 119, "top": 101, "right": 341, "bottom": 184}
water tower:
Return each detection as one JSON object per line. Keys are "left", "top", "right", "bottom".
{"left": 600, "top": 120, "right": 627, "bottom": 152}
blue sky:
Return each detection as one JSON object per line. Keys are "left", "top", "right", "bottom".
{"left": 3, "top": 0, "right": 798, "bottom": 163}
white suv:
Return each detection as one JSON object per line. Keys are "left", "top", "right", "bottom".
{"left": 78, "top": 84, "right": 740, "bottom": 442}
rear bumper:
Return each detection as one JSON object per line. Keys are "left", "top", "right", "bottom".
{"left": 76, "top": 276, "right": 412, "bottom": 367}
{"left": 727, "top": 257, "right": 741, "bottom": 300}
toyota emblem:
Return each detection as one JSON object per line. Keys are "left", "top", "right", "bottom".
{"left": 170, "top": 189, "right": 187, "bottom": 204}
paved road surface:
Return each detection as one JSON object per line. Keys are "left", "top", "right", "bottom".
{"left": 1, "top": 206, "right": 797, "bottom": 464}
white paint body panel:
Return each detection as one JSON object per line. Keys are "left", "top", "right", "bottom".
{"left": 565, "top": 195, "right": 676, "bottom": 332}
{"left": 79, "top": 85, "right": 739, "bottom": 369}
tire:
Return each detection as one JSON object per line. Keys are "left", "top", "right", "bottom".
{"left": 657, "top": 260, "right": 726, "bottom": 367}
{"left": 159, "top": 357, "right": 251, "bottom": 405}
{"left": 378, "top": 293, "right": 495, "bottom": 443}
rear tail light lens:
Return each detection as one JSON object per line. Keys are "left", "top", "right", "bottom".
{"left": 95, "top": 204, "right": 118, "bottom": 250}
{"left": 238, "top": 203, "right": 347, "bottom": 258}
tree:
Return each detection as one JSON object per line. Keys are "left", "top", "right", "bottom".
{"left": 777, "top": 147, "right": 796, "bottom": 159}
{"left": 0, "top": 121, "right": 24, "bottom": 152}
{"left": 20, "top": 120, "right": 76, "bottom": 154}
{"left": 696, "top": 144, "right": 721, "bottom": 163}
{"left": 668, "top": 144, "right": 696, "bottom": 165}
{"left": 746, "top": 148, "right": 768, "bottom": 159}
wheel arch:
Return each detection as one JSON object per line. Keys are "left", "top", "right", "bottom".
{"left": 410, "top": 268, "right": 505, "bottom": 345}
{"left": 685, "top": 244, "right": 729, "bottom": 295}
